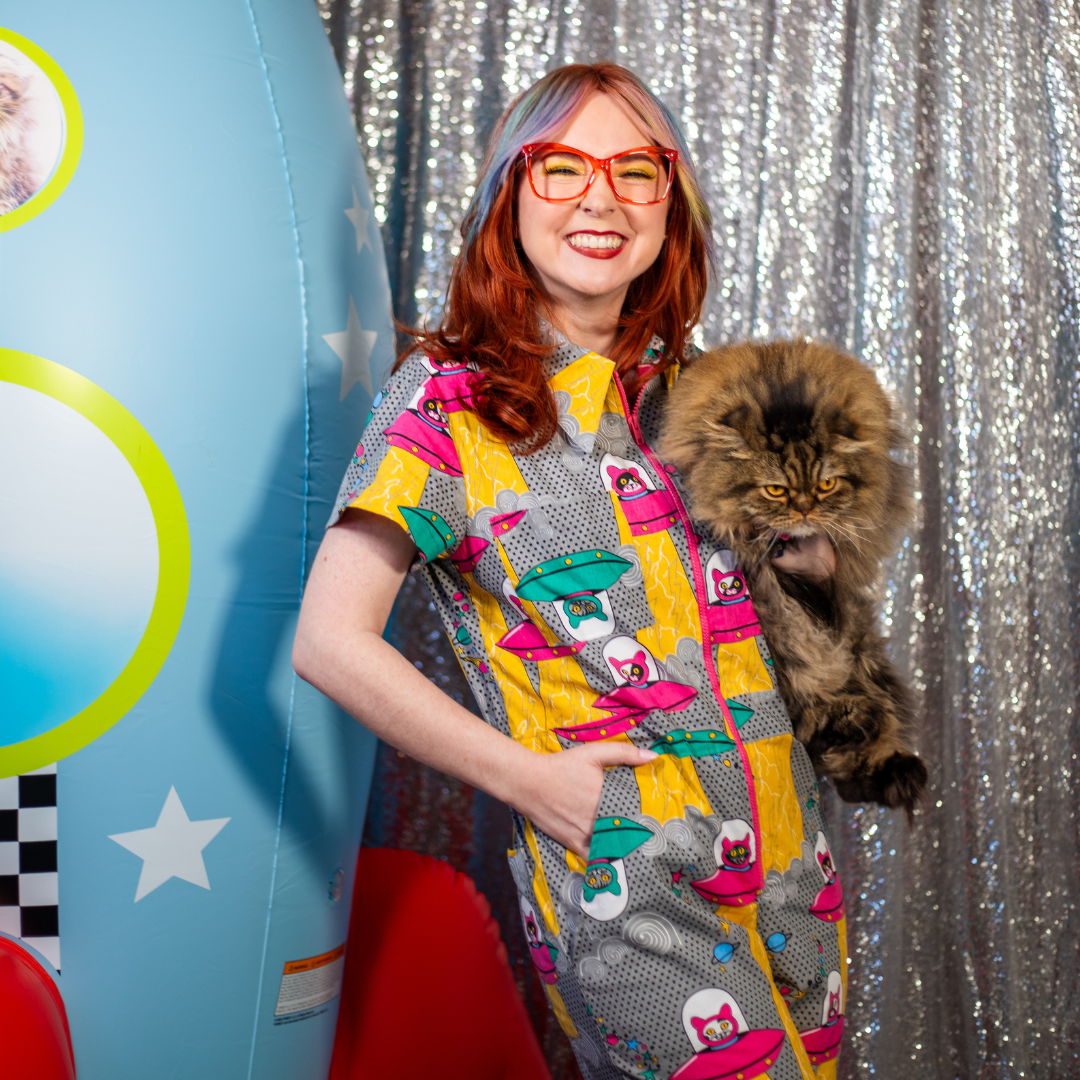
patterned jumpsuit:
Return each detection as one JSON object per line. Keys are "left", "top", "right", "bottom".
{"left": 331, "top": 339, "right": 848, "bottom": 1080}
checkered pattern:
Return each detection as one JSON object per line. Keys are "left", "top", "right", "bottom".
{"left": 0, "top": 764, "right": 59, "bottom": 972}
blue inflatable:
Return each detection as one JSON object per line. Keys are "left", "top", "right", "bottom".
{"left": 0, "top": 3, "right": 392, "bottom": 1077}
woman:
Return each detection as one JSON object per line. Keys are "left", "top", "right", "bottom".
{"left": 294, "top": 64, "right": 845, "bottom": 1080}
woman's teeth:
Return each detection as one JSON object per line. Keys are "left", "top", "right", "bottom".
{"left": 566, "top": 233, "right": 625, "bottom": 250}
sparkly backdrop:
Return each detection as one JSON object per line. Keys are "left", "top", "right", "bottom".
{"left": 316, "top": 1, "right": 1080, "bottom": 1076}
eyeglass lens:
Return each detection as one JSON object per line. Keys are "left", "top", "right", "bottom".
{"left": 530, "top": 149, "right": 669, "bottom": 203}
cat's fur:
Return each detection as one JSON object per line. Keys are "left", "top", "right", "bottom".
{"left": 0, "top": 59, "right": 36, "bottom": 215}
{"left": 659, "top": 339, "right": 927, "bottom": 815}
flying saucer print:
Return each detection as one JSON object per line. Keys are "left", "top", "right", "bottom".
{"left": 809, "top": 831, "right": 845, "bottom": 922}
{"left": 689, "top": 818, "right": 763, "bottom": 907}
{"left": 670, "top": 987, "right": 785, "bottom": 1080}
{"left": 703, "top": 549, "right": 761, "bottom": 644}
{"left": 798, "top": 970, "right": 844, "bottom": 1065}
{"left": 599, "top": 452, "right": 677, "bottom": 535}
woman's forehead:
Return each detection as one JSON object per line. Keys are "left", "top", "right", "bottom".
{"left": 546, "top": 91, "right": 655, "bottom": 157}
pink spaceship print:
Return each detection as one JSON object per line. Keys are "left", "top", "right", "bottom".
{"left": 689, "top": 818, "right": 763, "bottom": 907}
{"left": 553, "top": 636, "right": 696, "bottom": 743}
{"left": 520, "top": 897, "right": 558, "bottom": 985}
{"left": 384, "top": 379, "right": 463, "bottom": 476}
{"left": 808, "top": 831, "right": 845, "bottom": 922}
{"left": 798, "top": 970, "right": 844, "bottom": 1065}
{"left": 599, "top": 453, "right": 677, "bottom": 535}
{"left": 703, "top": 549, "right": 761, "bottom": 644}
{"left": 670, "top": 987, "right": 785, "bottom": 1080}
{"left": 449, "top": 534, "right": 489, "bottom": 575}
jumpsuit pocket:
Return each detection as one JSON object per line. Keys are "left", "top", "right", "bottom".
{"left": 578, "top": 764, "right": 653, "bottom": 923}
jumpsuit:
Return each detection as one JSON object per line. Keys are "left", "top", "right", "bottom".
{"left": 331, "top": 338, "right": 848, "bottom": 1080}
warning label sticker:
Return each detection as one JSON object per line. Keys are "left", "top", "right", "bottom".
{"left": 273, "top": 944, "right": 346, "bottom": 1018}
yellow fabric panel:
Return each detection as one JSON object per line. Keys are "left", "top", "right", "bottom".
{"left": 714, "top": 638, "right": 775, "bottom": 696}
{"left": 544, "top": 984, "right": 580, "bottom": 1038}
{"left": 489, "top": 547, "right": 600, "bottom": 745}
{"left": 566, "top": 849, "right": 587, "bottom": 873}
{"left": 634, "top": 754, "right": 713, "bottom": 822}
{"left": 449, "top": 408, "right": 529, "bottom": 513}
{"left": 742, "top": 734, "right": 805, "bottom": 876}
{"left": 813, "top": 1057, "right": 838, "bottom": 1080}
{"left": 469, "top": 585, "right": 560, "bottom": 755}
{"left": 609, "top": 497, "right": 704, "bottom": 658}
{"left": 742, "top": 922, "right": 818, "bottom": 1080}
{"left": 837, "top": 913, "right": 849, "bottom": 1004}
{"left": 548, "top": 351, "right": 616, "bottom": 437}
{"left": 524, "top": 819, "right": 559, "bottom": 936}
{"left": 347, "top": 444, "right": 430, "bottom": 531}
{"left": 538, "top": 654, "right": 601, "bottom": 737}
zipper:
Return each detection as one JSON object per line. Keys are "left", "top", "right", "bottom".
{"left": 612, "top": 372, "right": 763, "bottom": 876}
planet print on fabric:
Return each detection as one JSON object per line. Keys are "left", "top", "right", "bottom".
{"left": 520, "top": 896, "right": 558, "bottom": 985}
{"left": 514, "top": 549, "right": 631, "bottom": 643}
{"left": 809, "top": 831, "right": 845, "bottom": 922}
{"left": 599, "top": 452, "right": 677, "bottom": 535}
{"left": 688, "top": 818, "right": 764, "bottom": 907}
{"left": 580, "top": 816, "right": 653, "bottom": 922}
{"left": 702, "top": 549, "right": 762, "bottom": 644}
{"left": 798, "top": 970, "right": 845, "bottom": 1065}
{"left": 553, "top": 637, "right": 696, "bottom": 743}
{"left": 670, "top": 987, "right": 785, "bottom": 1080}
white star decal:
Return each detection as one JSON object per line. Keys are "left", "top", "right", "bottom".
{"left": 109, "top": 787, "right": 230, "bottom": 902}
{"left": 344, "top": 186, "right": 371, "bottom": 252}
{"left": 323, "top": 295, "right": 377, "bottom": 400}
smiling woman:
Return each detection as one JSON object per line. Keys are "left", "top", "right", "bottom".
{"left": 295, "top": 62, "right": 848, "bottom": 1080}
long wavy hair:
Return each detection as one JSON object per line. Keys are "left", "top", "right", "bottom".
{"left": 401, "top": 63, "right": 713, "bottom": 449}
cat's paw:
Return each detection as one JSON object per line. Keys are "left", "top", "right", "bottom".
{"left": 834, "top": 751, "right": 928, "bottom": 818}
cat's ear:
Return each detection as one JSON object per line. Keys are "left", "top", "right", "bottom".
{"left": 703, "top": 406, "right": 753, "bottom": 459}
{"left": 832, "top": 434, "right": 871, "bottom": 455}
{"left": 826, "top": 408, "right": 870, "bottom": 454}
{"left": 703, "top": 418, "right": 752, "bottom": 459}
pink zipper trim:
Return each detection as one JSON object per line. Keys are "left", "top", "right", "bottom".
{"left": 612, "top": 372, "right": 763, "bottom": 879}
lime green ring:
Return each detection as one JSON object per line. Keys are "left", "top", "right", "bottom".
{"left": 0, "top": 28, "right": 83, "bottom": 232}
{"left": 0, "top": 349, "right": 190, "bottom": 776}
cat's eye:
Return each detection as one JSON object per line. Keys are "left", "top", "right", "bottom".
{"left": 763, "top": 485, "right": 788, "bottom": 499}
{"left": 816, "top": 477, "right": 838, "bottom": 494}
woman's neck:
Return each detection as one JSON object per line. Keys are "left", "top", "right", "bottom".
{"left": 548, "top": 291, "right": 627, "bottom": 359}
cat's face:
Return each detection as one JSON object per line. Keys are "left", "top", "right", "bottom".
{"left": 660, "top": 340, "right": 912, "bottom": 562}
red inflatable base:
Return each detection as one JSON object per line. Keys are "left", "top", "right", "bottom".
{"left": 0, "top": 935, "right": 76, "bottom": 1079}
{"left": 330, "top": 848, "right": 551, "bottom": 1080}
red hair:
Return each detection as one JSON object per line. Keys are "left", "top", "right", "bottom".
{"left": 398, "top": 64, "right": 712, "bottom": 450}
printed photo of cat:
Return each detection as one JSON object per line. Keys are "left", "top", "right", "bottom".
{"left": 0, "top": 42, "right": 64, "bottom": 215}
{"left": 660, "top": 338, "right": 928, "bottom": 816}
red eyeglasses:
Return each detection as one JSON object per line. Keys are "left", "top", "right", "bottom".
{"left": 521, "top": 143, "right": 679, "bottom": 205}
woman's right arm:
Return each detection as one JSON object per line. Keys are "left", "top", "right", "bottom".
{"left": 292, "top": 507, "right": 655, "bottom": 859}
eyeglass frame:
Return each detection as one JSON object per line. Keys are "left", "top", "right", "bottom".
{"left": 520, "top": 142, "right": 679, "bottom": 205}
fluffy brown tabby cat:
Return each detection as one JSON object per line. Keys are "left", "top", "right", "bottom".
{"left": 659, "top": 338, "right": 928, "bottom": 815}
{"left": 0, "top": 58, "right": 35, "bottom": 215}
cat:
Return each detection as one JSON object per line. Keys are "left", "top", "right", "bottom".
{"left": 658, "top": 338, "right": 928, "bottom": 816}
{"left": 0, "top": 58, "right": 37, "bottom": 215}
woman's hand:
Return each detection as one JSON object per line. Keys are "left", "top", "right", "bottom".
{"left": 510, "top": 742, "right": 658, "bottom": 860}
{"left": 771, "top": 533, "right": 835, "bottom": 581}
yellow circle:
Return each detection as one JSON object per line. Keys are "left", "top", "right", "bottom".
{"left": 0, "top": 349, "right": 190, "bottom": 775}
{"left": 0, "top": 29, "right": 83, "bottom": 232}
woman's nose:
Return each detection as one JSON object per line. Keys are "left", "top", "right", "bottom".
{"left": 579, "top": 169, "right": 618, "bottom": 213}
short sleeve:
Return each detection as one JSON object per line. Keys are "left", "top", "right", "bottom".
{"left": 328, "top": 352, "right": 469, "bottom": 567}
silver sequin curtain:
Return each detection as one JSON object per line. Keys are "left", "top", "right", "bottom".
{"left": 317, "top": 1, "right": 1080, "bottom": 1075}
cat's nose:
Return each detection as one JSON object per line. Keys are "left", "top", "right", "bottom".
{"left": 791, "top": 494, "right": 814, "bottom": 514}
